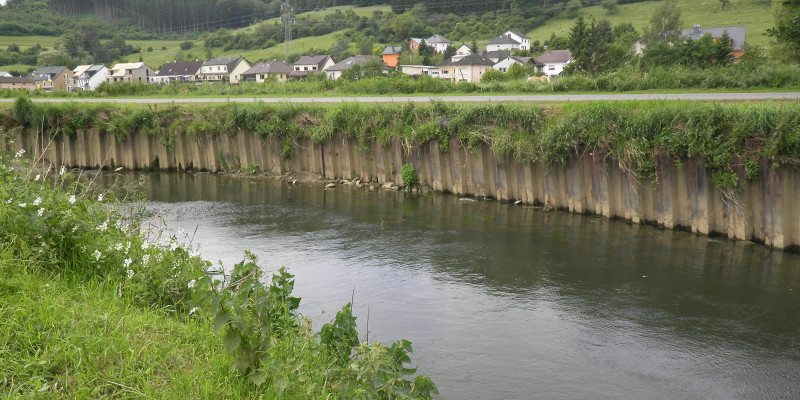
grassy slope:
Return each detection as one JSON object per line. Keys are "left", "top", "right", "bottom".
{"left": 527, "top": 0, "right": 775, "bottom": 47}
{"left": 0, "top": 265, "right": 253, "bottom": 398}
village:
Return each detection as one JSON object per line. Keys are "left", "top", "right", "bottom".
{"left": 0, "top": 24, "right": 745, "bottom": 92}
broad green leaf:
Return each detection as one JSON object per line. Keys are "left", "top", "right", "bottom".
{"left": 223, "top": 329, "right": 241, "bottom": 353}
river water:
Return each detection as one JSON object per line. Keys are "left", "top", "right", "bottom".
{"left": 129, "top": 172, "right": 799, "bottom": 399}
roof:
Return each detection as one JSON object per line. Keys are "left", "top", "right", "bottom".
{"left": 77, "top": 65, "right": 107, "bottom": 79}
{"left": 71, "top": 65, "right": 92, "bottom": 78}
{"left": 382, "top": 45, "right": 402, "bottom": 55}
{"left": 242, "top": 60, "right": 293, "bottom": 75}
{"left": 0, "top": 76, "right": 34, "bottom": 84}
{"left": 535, "top": 50, "right": 572, "bottom": 64}
{"left": 482, "top": 50, "right": 510, "bottom": 59}
{"left": 326, "top": 56, "right": 382, "bottom": 72}
{"left": 109, "top": 62, "right": 148, "bottom": 76}
{"left": 507, "top": 29, "right": 530, "bottom": 40}
{"left": 155, "top": 61, "right": 203, "bottom": 77}
{"left": 0, "top": 71, "right": 12, "bottom": 77}
{"left": 438, "top": 53, "right": 494, "bottom": 67}
{"left": 487, "top": 34, "right": 521, "bottom": 46}
{"left": 679, "top": 25, "right": 746, "bottom": 51}
{"left": 427, "top": 34, "right": 451, "bottom": 44}
{"left": 202, "top": 56, "right": 247, "bottom": 71}
{"left": 31, "top": 66, "right": 68, "bottom": 80}
{"left": 294, "top": 55, "right": 333, "bottom": 68}
{"left": 506, "top": 56, "right": 533, "bottom": 64}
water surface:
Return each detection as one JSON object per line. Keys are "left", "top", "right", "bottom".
{"left": 126, "top": 173, "right": 800, "bottom": 399}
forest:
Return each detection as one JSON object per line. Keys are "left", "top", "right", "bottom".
{"left": 1, "top": 0, "right": 654, "bottom": 37}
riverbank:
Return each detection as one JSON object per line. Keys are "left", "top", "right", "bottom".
{"left": 3, "top": 99, "right": 800, "bottom": 249}
{"left": 0, "top": 149, "right": 436, "bottom": 397}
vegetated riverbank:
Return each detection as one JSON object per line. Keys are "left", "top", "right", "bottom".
{"left": 3, "top": 65, "right": 800, "bottom": 99}
{"left": 3, "top": 98, "right": 800, "bottom": 192}
{"left": 0, "top": 146, "right": 437, "bottom": 397}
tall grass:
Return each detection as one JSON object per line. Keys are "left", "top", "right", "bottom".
{"left": 3, "top": 64, "right": 800, "bottom": 99}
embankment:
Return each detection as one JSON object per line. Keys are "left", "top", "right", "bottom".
{"left": 3, "top": 99, "right": 799, "bottom": 249}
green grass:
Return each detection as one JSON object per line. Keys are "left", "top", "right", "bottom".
{"left": 527, "top": 0, "right": 776, "bottom": 47}
{"left": 0, "top": 266, "right": 251, "bottom": 398}
{"left": 0, "top": 35, "right": 60, "bottom": 51}
{"left": 121, "top": 40, "right": 195, "bottom": 70}
{"left": 0, "top": 64, "right": 36, "bottom": 73}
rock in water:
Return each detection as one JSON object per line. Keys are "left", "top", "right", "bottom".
{"left": 325, "top": 183, "right": 336, "bottom": 189}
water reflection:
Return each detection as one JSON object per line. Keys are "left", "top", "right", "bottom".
{"left": 104, "top": 172, "right": 800, "bottom": 399}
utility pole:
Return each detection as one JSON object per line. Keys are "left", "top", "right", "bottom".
{"left": 281, "top": 1, "right": 295, "bottom": 61}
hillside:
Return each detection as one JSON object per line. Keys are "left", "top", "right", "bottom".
{"left": 0, "top": 0, "right": 782, "bottom": 72}
{"left": 526, "top": 0, "right": 775, "bottom": 47}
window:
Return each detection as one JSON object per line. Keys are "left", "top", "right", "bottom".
{"left": 548, "top": 66, "right": 555, "bottom": 71}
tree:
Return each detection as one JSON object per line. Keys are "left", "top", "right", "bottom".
{"left": 565, "top": 0, "right": 582, "bottom": 18}
{"left": 567, "top": 17, "right": 617, "bottom": 75}
{"left": 331, "top": 39, "right": 349, "bottom": 60}
{"left": 442, "top": 45, "right": 456, "bottom": 59}
{"left": 361, "top": 59, "right": 385, "bottom": 78}
{"left": 602, "top": 0, "right": 618, "bottom": 15}
{"left": 642, "top": 0, "right": 682, "bottom": 44}
{"left": 768, "top": 0, "right": 800, "bottom": 50}
{"left": 358, "top": 37, "right": 374, "bottom": 55}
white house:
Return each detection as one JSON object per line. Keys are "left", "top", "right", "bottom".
{"left": 399, "top": 64, "right": 440, "bottom": 78}
{"left": 411, "top": 34, "right": 452, "bottom": 54}
{"left": 151, "top": 61, "right": 203, "bottom": 84}
{"left": 69, "top": 64, "right": 108, "bottom": 91}
{"left": 455, "top": 43, "right": 472, "bottom": 55}
{"left": 200, "top": 56, "right": 251, "bottom": 84}
{"left": 534, "top": 50, "right": 572, "bottom": 77}
{"left": 325, "top": 55, "right": 383, "bottom": 80}
{"left": 107, "top": 62, "right": 153, "bottom": 83}
{"left": 493, "top": 56, "right": 534, "bottom": 72}
{"left": 290, "top": 55, "right": 335, "bottom": 79}
{"left": 486, "top": 30, "right": 530, "bottom": 52}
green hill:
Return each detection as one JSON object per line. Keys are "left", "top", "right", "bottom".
{"left": 526, "top": 0, "right": 775, "bottom": 48}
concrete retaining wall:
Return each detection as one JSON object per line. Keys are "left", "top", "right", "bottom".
{"left": 8, "top": 129, "right": 800, "bottom": 250}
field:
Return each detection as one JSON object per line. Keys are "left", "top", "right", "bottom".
{"left": 0, "top": 35, "right": 60, "bottom": 50}
{"left": 526, "top": 0, "right": 776, "bottom": 47}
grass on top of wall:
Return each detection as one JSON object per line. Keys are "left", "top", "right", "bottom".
{"left": 3, "top": 98, "right": 800, "bottom": 191}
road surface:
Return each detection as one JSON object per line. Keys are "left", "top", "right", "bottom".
{"left": 2, "top": 92, "right": 800, "bottom": 103}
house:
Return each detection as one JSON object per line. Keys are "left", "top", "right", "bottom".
{"left": 633, "top": 25, "right": 746, "bottom": 57}
{"left": 410, "top": 34, "right": 452, "bottom": 53}
{"left": 382, "top": 45, "right": 402, "bottom": 67}
{"left": 241, "top": 60, "right": 293, "bottom": 83}
{"left": 151, "top": 61, "right": 203, "bottom": 84}
{"left": 493, "top": 56, "right": 534, "bottom": 72}
{"left": 290, "top": 55, "right": 335, "bottom": 79}
{"left": 68, "top": 64, "right": 109, "bottom": 92}
{"left": 534, "top": 50, "right": 573, "bottom": 77}
{"left": 487, "top": 30, "right": 530, "bottom": 52}
{"left": 0, "top": 76, "right": 35, "bottom": 91}
{"left": 482, "top": 50, "right": 510, "bottom": 64}
{"left": 679, "top": 25, "right": 746, "bottom": 57}
{"left": 437, "top": 53, "right": 494, "bottom": 82}
{"left": 505, "top": 30, "right": 531, "bottom": 50}
{"left": 399, "top": 65, "right": 440, "bottom": 78}
{"left": 0, "top": 71, "right": 12, "bottom": 77}
{"left": 200, "top": 56, "right": 251, "bottom": 84}
{"left": 455, "top": 44, "right": 472, "bottom": 55}
{"left": 325, "top": 55, "right": 383, "bottom": 80}
{"left": 31, "top": 66, "right": 70, "bottom": 92}
{"left": 107, "top": 62, "right": 153, "bottom": 83}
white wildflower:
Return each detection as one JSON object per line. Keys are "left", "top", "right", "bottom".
{"left": 114, "top": 242, "right": 123, "bottom": 251}
{"left": 177, "top": 228, "right": 186, "bottom": 236}
{"left": 34, "top": 174, "right": 41, "bottom": 182}
{"left": 37, "top": 208, "right": 45, "bottom": 217}
{"left": 93, "top": 249, "right": 101, "bottom": 261}
{"left": 97, "top": 194, "right": 104, "bottom": 202}
{"left": 123, "top": 258, "right": 132, "bottom": 269}
{"left": 60, "top": 166, "right": 66, "bottom": 175}
{"left": 18, "top": 203, "right": 27, "bottom": 207}
{"left": 15, "top": 149, "right": 25, "bottom": 158}
{"left": 33, "top": 197, "right": 42, "bottom": 205}
{"left": 96, "top": 221, "right": 108, "bottom": 232}
{"left": 187, "top": 279, "right": 196, "bottom": 289}
{"left": 125, "top": 242, "right": 131, "bottom": 252}
{"left": 189, "top": 307, "right": 198, "bottom": 315}
{"left": 68, "top": 195, "right": 76, "bottom": 204}
{"left": 127, "top": 269, "right": 135, "bottom": 279}
{"left": 169, "top": 241, "right": 179, "bottom": 251}
{"left": 5, "top": 198, "right": 11, "bottom": 204}
{"left": 72, "top": 226, "right": 78, "bottom": 233}
{"left": 155, "top": 253, "right": 164, "bottom": 262}
{"left": 142, "top": 254, "right": 150, "bottom": 265}
{"left": 141, "top": 241, "right": 150, "bottom": 250}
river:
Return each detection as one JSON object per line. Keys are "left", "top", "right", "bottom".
{"left": 125, "top": 172, "right": 800, "bottom": 399}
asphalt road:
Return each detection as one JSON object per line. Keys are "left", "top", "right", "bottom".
{"left": 2, "top": 92, "right": 800, "bottom": 103}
